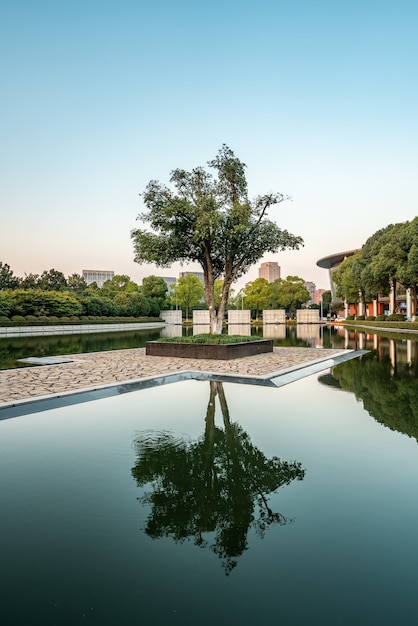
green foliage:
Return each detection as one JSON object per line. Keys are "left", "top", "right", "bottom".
{"left": 132, "top": 381, "right": 305, "bottom": 574}
{"left": 159, "top": 334, "right": 264, "bottom": 344}
{"left": 242, "top": 278, "right": 270, "bottom": 319}
{"left": 366, "top": 316, "right": 376, "bottom": 321}
{"left": 141, "top": 275, "right": 169, "bottom": 309}
{"left": 386, "top": 313, "right": 405, "bottom": 321}
{"left": 7, "top": 289, "right": 83, "bottom": 317}
{"left": 376, "top": 314, "right": 387, "bottom": 321}
{"left": 269, "top": 276, "right": 310, "bottom": 317}
{"left": 37, "top": 269, "right": 68, "bottom": 291}
{"left": 132, "top": 145, "right": 303, "bottom": 333}
{"left": 0, "top": 262, "right": 19, "bottom": 290}
{"left": 171, "top": 274, "right": 205, "bottom": 320}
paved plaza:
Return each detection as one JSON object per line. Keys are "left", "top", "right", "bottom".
{"left": 0, "top": 346, "right": 349, "bottom": 408}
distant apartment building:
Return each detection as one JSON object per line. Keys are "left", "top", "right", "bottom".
{"left": 82, "top": 269, "right": 115, "bottom": 288}
{"left": 258, "top": 262, "right": 281, "bottom": 283}
{"left": 179, "top": 271, "right": 204, "bottom": 284}
{"left": 314, "top": 288, "right": 326, "bottom": 305}
{"left": 304, "top": 281, "right": 316, "bottom": 305}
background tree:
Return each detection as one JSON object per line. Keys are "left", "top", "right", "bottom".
{"left": 271, "top": 276, "right": 310, "bottom": 318}
{"left": 19, "top": 273, "right": 40, "bottom": 290}
{"left": 101, "top": 274, "right": 139, "bottom": 297}
{"left": 141, "top": 275, "right": 170, "bottom": 309}
{"left": 321, "top": 290, "right": 332, "bottom": 317}
{"left": 67, "top": 273, "right": 89, "bottom": 293}
{"left": 132, "top": 145, "right": 303, "bottom": 333}
{"left": 0, "top": 262, "right": 19, "bottom": 290}
{"left": 37, "top": 269, "right": 68, "bottom": 291}
{"left": 171, "top": 274, "right": 205, "bottom": 320}
{"left": 332, "top": 255, "right": 362, "bottom": 308}
{"left": 242, "top": 278, "right": 271, "bottom": 320}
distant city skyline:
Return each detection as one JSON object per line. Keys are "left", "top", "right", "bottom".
{"left": 2, "top": 1, "right": 417, "bottom": 294}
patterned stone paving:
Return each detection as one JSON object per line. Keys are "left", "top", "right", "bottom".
{"left": 0, "top": 346, "right": 348, "bottom": 407}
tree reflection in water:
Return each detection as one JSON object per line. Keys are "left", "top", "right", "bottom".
{"left": 132, "top": 381, "right": 305, "bottom": 575}
{"left": 321, "top": 346, "right": 418, "bottom": 441}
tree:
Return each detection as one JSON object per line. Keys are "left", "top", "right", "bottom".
{"left": 67, "top": 273, "right": 89, "bottom": 293}
{"left": 0, "top": 262, "right": 19, "bottom": 290}
{"left": 270, "top": 276, "right": 310, "bottom": 317}
{"left": 36, "top": 269, "right": 68, "bottom": 291}
{"left": 242, "top": 278, "right": 271, "bottom": 320}
{"left": 333, "top": 254, "right": 362, "bottom": 307}
{"left": 214, "top": 278, "right": 235, "bottom": 310}
{"left": 132, "top": 145, "right": 303, "bottom": 333}
{"left": 171, "top": 274, "right": 204, "bottom": 320}
{"left": 321, "top": 290, "right": 332, "bottom": 317}
{"left": 101, "top": 274, "right": 139, "bottom": 296}
{"left": 141, "top": 275, "right": 170, "bottom": 309}
{"left": 19, "top": 273, "right": 40, "bottom": 290}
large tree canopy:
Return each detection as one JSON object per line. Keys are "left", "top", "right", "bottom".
{"left": 132, "top": 145, "right": 303, "bottom": 332}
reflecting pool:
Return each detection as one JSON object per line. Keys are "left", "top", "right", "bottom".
{"left": 2, "top": 354, "right": 418, "bottom": 625}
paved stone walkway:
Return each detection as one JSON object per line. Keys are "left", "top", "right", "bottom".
{"left": 0, "top": 346, "right": 347, "bottom": 406}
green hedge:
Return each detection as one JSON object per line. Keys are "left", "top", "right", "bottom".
{"left": 0, "top": 316, "right": 162, "bottom": 327}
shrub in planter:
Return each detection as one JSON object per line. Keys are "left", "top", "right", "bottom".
{"left": 376, "top": 314, "right": 387, "bottom": 321}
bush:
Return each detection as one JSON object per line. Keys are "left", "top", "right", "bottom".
{"left": 38, "top": 316, "right": 50, "bottom": 323}
{"left": 11, "top": 315, "right": 26, "bottom": 323}
{"left": 69, "top": 316, "right": 80, "bottom": 323}
{"left": 346, "top": 315, "right": 355, "bottom": 320}
{"left": 48, "top": 316, "right": 59, "bottom": 322}
{"left": 376, "top": 314, "right": 387, "bottom": 321}
{"left": 0, "top": 316, "right": 10, "bottom": 325}
{"left": 356, "top": 315, "right": 365, "bottom": 320}
{"left": 387, "top": 313, "right": 405, "bottom": 321}
{"left": 25, "top": 315, "right": 38, "bottom": 323}
{"left": 366, "top": 316, "right": 376, "bottom": 321}
{"left": 59, "top": 316, "right": 70, "bottom": 323}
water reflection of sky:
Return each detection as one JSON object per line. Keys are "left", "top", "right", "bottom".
{"left": 2, "top": 364, "right": 418, "bottom": 625}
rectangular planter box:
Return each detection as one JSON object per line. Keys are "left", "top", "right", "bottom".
{"left": 145, "top": 339, "right": 273, "bottom": 360}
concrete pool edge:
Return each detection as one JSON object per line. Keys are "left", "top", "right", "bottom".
{"left": 0, "top": 349, "right": 367, "bottom": 419}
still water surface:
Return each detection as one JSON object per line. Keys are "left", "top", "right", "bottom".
{"left": 1, "top": 345, "right": 418, "bottom": 625}
{"left": 1, "top": 323, "right": 416, "bottom": 368}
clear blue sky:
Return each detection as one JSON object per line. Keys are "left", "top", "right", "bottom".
{"left": 2, "top": 0, "right": 418, "bottom": 291}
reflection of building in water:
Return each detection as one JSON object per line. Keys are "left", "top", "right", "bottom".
{"left": 193, "top": 324, "right": 210, "bottom": 335}
{"left": 297, "top": 324, "right": 321, "bottom": 347}
{"left": 228, "top": 324, "right": 251, "bottom": 336}
{"left": 160, "top": 326, "right": 183, "bottom": 338}
{"left": 262, "top": 324, "right": 286, "bottom": 339}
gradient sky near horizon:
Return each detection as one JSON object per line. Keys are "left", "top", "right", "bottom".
{"left": 2, "top": 0, "right": 418, "bottom": 292}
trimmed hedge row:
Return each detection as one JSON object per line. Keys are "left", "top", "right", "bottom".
{"left": 0, "top": 315, "right": 162, "bottom": 327}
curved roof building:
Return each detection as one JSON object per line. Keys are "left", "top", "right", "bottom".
{"left": 316, "top": 250, "right": 357, "bottom": 299}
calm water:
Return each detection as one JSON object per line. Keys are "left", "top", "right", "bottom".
{"left": 0, "top": 323, "right": 414, "bottom": 369}
{"left": 1, "top": 348, "right": 418, "bottom": 625}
